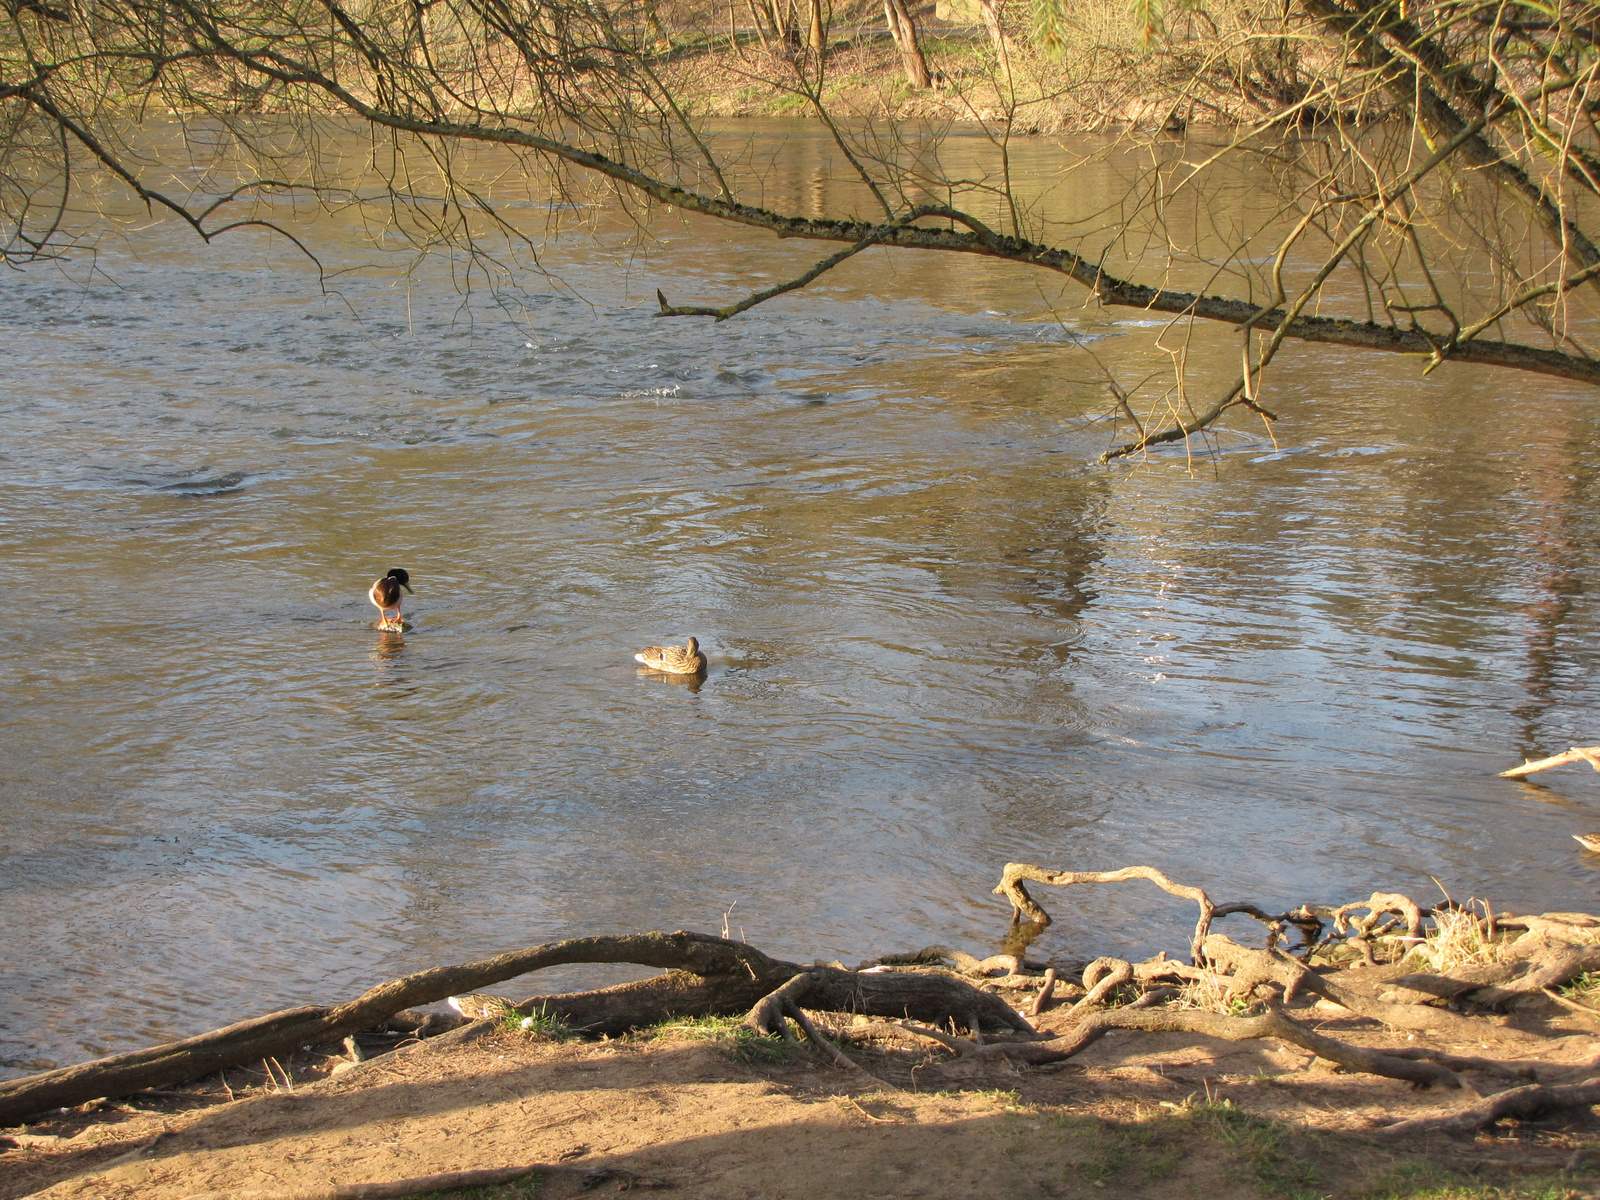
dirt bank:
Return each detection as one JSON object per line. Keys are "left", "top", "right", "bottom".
{"left": 7, "top": 980, "right": 1600, "bottom": 1200}
{"left": 664, "top": 30, "right": 1279, "bottom": 132}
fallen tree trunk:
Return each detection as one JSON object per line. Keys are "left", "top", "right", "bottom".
{"left": 0, "top": 930, "right": 1022, "bottom": 1126}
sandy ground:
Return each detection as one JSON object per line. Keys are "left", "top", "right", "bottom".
{"left": 7, "top": 989, "right": 1600, "bottom": 1200}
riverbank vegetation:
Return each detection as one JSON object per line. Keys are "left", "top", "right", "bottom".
{"left": 5, "top": 0, "right": 1600, "bottom": 459}
{"left": 10, "top": 863, "right": 1600, "bottom": 1196}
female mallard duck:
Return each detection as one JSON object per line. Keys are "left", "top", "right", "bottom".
{"left": 635, "top": 636, "right": 706, "bottom": 675}
{"left": 1575, "top": 833, "right": 1600, "bottom": 852}
{"left": 368, "top": 568, "right": 413, "bottom": 629}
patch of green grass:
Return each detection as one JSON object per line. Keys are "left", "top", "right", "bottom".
{"left": 766, "top": 89, "right": 810, "bottom": 114}
{"left": 1559, "top": 971, "right": 1600, "bottom": 1000}
{"left": 1186, "top": 1099, "right": 1320, "bottom": 1200}
{"left": 1357, "top": 1161, "right": 1582, "bottom": 1200}
{"left": 968, "top": 1087, "right": 1025, "bottom": 1108}
{"left": 1048, "top": 1114, "right": 1181, "bottom": 1184}
{"left": 412, "top": 1168, "right": 543, "bottom": 1198}
{"left": 500, "top": 1003, "right": 574, "bottom": 1040}
{"left": 647, "top": 1015, "right": 796, "bottom": 1063}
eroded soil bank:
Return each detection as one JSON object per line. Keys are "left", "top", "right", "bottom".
{"left": 7, "top": 967, "right": 1600, "bottom": 1200}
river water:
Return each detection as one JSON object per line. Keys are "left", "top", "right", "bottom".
{"left": 2, "top": 122, "right": 1599, "bottom": 1076}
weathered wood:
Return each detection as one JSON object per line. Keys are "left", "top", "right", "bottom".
{"left": 1499, "top": 746, "right": 1600, "bottom": 778}
{"left": 992, "top": 864, "right": 1218, "bottom": 961}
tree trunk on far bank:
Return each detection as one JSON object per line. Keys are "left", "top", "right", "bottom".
{"left": 975, "top": 0, "right": 1014, "bottom": 66}
{"left": 883, "top": 0, "right": 933, "bottom": 88}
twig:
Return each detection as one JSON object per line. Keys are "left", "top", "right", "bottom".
{"left": 844, "top": 1096, "right": 899, "bottom": 1122}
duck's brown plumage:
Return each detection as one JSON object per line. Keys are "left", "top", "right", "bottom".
{"left": 1575, "top": 833, "right": 1600, "bottom": 852}
{"left": 635, "top": 636, "right": 706, "bottom": 675}
{"left": 368, "top": 567, "right": 413, "bottom": 628}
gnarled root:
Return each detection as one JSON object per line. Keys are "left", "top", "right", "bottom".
{"left": 742, "top": 970, "right": 907, "bottom": 1090}
{"left": 1374, "top": 1077, "right": 1600, "bottom": 1137}
{"left": 903, "top": 1002, "right": 1461, "bottom": 1088}
{"left": 0, "top": 930, "right": 1026, "bottom": 1125}
{"left": 1199, "top": 936, "right": 1527, "bottom": 1041}
{"left": 180, "top": 1163, "right": 672, "bottom": 1198}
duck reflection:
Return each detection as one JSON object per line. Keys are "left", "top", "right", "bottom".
{"left": 370, "top": 627, "right": 407, "bottom": 666}
{"left": 636, "top": 666, "right": 705, "bottom": 694}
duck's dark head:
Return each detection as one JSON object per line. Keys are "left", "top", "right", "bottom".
{"left": 387, "top": 568, "right": 413, "bottom": 593}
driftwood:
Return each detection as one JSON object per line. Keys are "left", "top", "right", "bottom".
{"left": 991, "top": 863, "right": 1333, "bottom": 963}
{"left": 1374, "top": 1077, "right": 1600, "bottom": 1137}
{"left": 993, "top": 864, "right": 1220, "bottom": 962}
{"left": 180, "top": 1163, "right": 670, "bottom": 1199}
{"left": 0, "top": 931, "right": 1019, "bottom": 1125}
{"left": 1499, "top": 746, "right": 1600, "bottom": 778}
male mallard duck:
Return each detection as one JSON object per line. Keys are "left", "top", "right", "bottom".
{"left": 1575, "top": 833, "right": 1600, "bottom": 852}
{"left": 634, "top": 636, "right": 706, "bottom": 675}
{"left": 368, "top": 568, "right": 413, "bottom": 629}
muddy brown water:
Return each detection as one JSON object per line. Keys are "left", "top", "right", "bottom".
{"left": 2, "top": 121, "right": 1598, "bottom": 1078}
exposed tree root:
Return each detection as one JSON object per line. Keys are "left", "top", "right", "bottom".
{"left": 1198, "top": 936, "right": 1536, "bottom": 1040}
{"left": 1544, "top": 988, "right": 1600, "bottom": 1022}
{"left": 1393, "top": 946, "right": 1600, "bottom": 1009}
{"left": 179, "top": 1162, "right": 671, "bottom": 1198}
{"left": 1066, "top": 958, "right": 1135, "bottom": 1015}
{"left": 1374, "top": 1077, "right": 1600, "bottom": 1138}
{"left": 898, "top": 1000, "right": 1460, "bottom": 1086}
{"left": 18, "top": 862, "right": 1600, "bottom": 1145}
{"left": 742, "top": 970, "right": 911, "bottom": 1090}
{"left": 0, "top": 931, "right": 1017, "bottom": 1125}
{"left": 993, "top": 864, "right": 1221, "bottom": 961}
{"left": 1029, "top": 968, "right": 1058, "bottom": 1016}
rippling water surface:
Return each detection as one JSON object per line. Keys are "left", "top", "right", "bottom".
{"left": 3, "top": 122, "right": 1600, "bottom": 1074}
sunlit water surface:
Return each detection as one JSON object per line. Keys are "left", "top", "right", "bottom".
{"left": 3, "top": 123, "right": 1600, "bottom": 1075}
